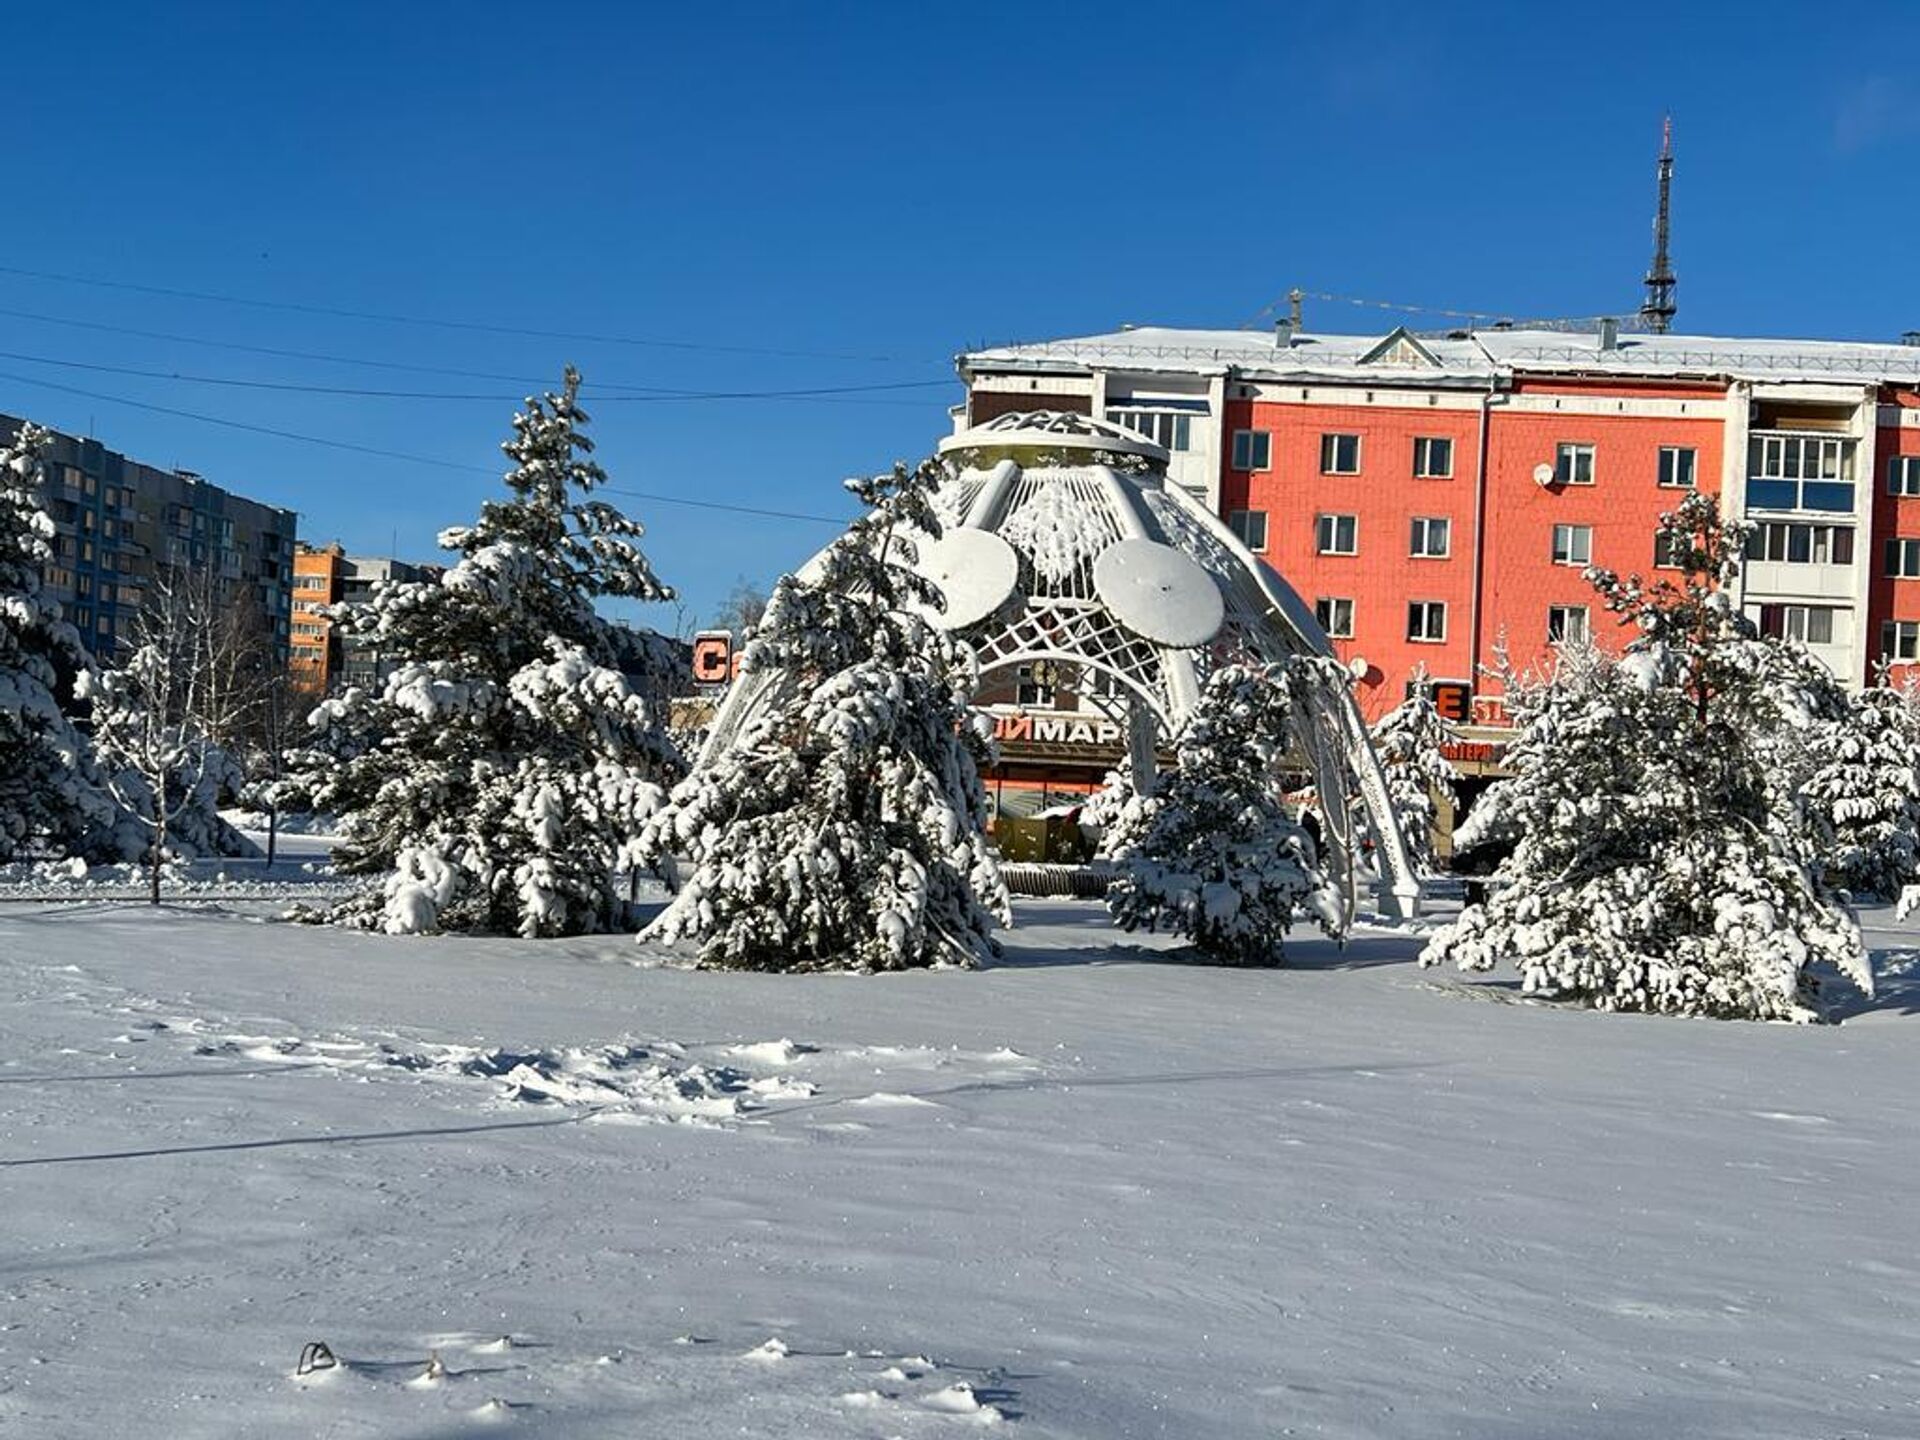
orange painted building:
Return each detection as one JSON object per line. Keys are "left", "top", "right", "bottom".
{"left": 290, "top": 541, "right": 346, "bottom": 693}
{"left": 961, "top": 324, "right": 1920, "bottom": 733}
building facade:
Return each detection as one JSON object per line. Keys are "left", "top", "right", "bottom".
{"left": 959, "top": 325, "right": 1920, "bottom": 729}
{"left": 290, "top": 542, "right": 439, "bottom": 694}
{"left": 3, "top": 415, "right": 297, "bottom": 663}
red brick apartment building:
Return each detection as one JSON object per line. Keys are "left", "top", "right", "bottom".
{"left": 959, "top": 323, "right": 1920, "bottom": 731}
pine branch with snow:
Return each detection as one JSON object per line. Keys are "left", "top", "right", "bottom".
{"left": 639, "top": 458, "right": 1009, "bottom": 971}
{"left": 1101, "top": 661, "right": 1342, "bottom": 965}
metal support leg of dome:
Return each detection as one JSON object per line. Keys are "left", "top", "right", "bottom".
{"left": 1126, "top": 700, "right": 1159, "bottom": 798}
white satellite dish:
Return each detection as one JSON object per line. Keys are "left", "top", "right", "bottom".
{"left": 1347, "top": 655, "right": 1369, "bottom": 679}
{"left": 913, "top": 528, "right": 1019, "bottom": 631}
{"left": 1533, "top": 462, "right": 1556, "bottom": 487}
{"left": 1091, "top": 537, "right": 1224, "bottom": 647}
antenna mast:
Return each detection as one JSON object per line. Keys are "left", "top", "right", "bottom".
{"left": 1640, "top": 116, "right": 1677, "bottom": 334}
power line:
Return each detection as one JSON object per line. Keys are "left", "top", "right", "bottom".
{"left": 0, "top": 369, "right": 849, "bottom": 525}
{"left": 0, "top": 305, "right": 950, "bottom": 404}
{"left": 0, "top": 345, "right": 954, "bottom": 405}
{"left": 0, "top": 262, "right": 914, "bottom": 364}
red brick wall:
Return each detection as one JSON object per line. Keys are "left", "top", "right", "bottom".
{"left": 1480, "top": 396, "right": 1724, "bottom": 695}
{"left": 1868, "top": 403, "right": 1920, "bottom": 682}
{"left": 1224, "top": 395, "right": 1484, "bottom": 721}
{"left": 1220, "top": 381, "right": 1726, "bottom": 719}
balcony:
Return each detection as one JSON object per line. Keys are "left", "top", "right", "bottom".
{"left": 1746, "top": 432, "right": 1857, "bottom": 514}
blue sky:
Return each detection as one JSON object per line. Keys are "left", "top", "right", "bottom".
{"left": 7, "top": 2, "right": 1919, "bottom": 629}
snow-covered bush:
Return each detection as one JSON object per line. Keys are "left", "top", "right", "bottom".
{"left": 1423, "top": 492, "right": 1872, "bottom": 1020}
{"left": 1367, "top": 664, "right": 1457, "bottom": 875}
{"left": 283, "top": 368, "right": 680, "bottom": 936}
{"left": 1101, "top": 661, "right": 1342, "bottom": 965}
{"left": 640, "top": 458, "right": 1009, "bottom": 971}
{"left": 1077, "top": 765, "right": 1137, "bottom": 833}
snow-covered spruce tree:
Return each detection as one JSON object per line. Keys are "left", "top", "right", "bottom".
{"left": 284, "top": 367, "right": 679, "bottom": 936}
{"left": 639, "top": 458, "right": 1009, "bottom": 971}
{"left": 1367, "top": 663, "right": 1458, "bottom": 875}
{"left": 1100, "top": 661, "right": 1342, "bottom": 965}
{"left": 0, "top": 423, "right": 118, "bottom": 861}
{"left": 1422, "top": 491, "right": 1871, "bottom": 1020}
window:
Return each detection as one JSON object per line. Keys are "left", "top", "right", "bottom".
{"left": 1320, "top": 433, "right": 1361, "bottom": 475}
{"left": 1109, "top": 408, "right": 1194, "bottom": 452}
{"left": 1548, "top": 605, "right": 1590, "bottom": 644}
{"left": 1315, "top": 597, "right": 1355, "bottom": 639}
{"left": 1744, "top": 522, "right": 1854, "bottom": 565}
{"left": 1892, "top": 539, "right": 1920, "bottom": 578}
{"left": 1015, "top": 664, "right": 1056, "bottom": 708}
{"left": 1758, "top": 604, "right": 1838, "bottom": 646}
{"left": 1658, "top": 446, "right": 1696, "bottom": 489}
{"left": 1315, "top": 513, "right": 1357, "bottom": 555}
{"left": 1654, "top": 531, "right": 1684, "bottom": 569}
{"left": 1407, "top": 601, "right": 1447, "bottom": 643}
{"left": 1884, "top": 620, "right": 1920, "bottom": 661}
{"left": 1747, "top": 434, "right": 1856, "bottom": 512}
{"left": 1551, "top": 524, "right": 1592, "bottom": 566}
{"left": 1891, "top": 456, "right": 1920, "bottom": 497}
{"left": 1228, "top": 509, "right": 1268, "bottom": 551}
{"left": 1554, "top": 442, "right": 1596, "bottom": 486}
{"left": 1231, "top": 429, "right": 1272, "bottom": 471}
{"left": 1409, "top": 516, "right": 1451, "bottom": 558}
{"left": 297, "top": 575, "right": 329, "bottom": 590}
{"left": 1413, "top": 436, "right": 1453, "bottom": 479}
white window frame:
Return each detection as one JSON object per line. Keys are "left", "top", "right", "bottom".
{"left": 1109, "top": 407, "right": 1194, "bottom": 453}
{"left": 1551, "top": 523, "right": 1593, "bottom": 567}
{"left": 1231, "top": 429, "right": 1272, "bottom": 472}
{"left": 1761, "top": 604, "right": 1838, "bottom": 646}
{"left": 1555, "top": 442, "right": 1596, "bottom": 486}
{"left": 1548, "top": 604, "right": 1590, "bottom": 644}
{"left": 1228, "top": 509, "right": 1269, "bottom": 552}
{"left": 1320, "top": 433, "right": 1361, "bottom": 476}
{"left": 1657, "top": 445, "right": 1696, "bottom": 489}
{"left": 1314, "top": 596, "right": 1355, "bottom": 639}
{"left": 1406, "top": 600, "right": 1448, "bottom": 643}
{"left": 1747, "top": 521, "right": 1856, "bottom": 566}
{"left": 1884, "top": 619, "right": 1920, "bottom": 661}
{"left": 1409, "top": 516, "right": 1451, "bottom": 558}
{"left": 1413, "top": 436, "right": 1453, "bottom": 479}
{"left": 1890, "top": 538, "right": 1920, "bottom": 579}
{"left": 1314, "top": 513, "right": 1358, "bottom": 555}
{"left": 1891, "top": 455, "right": 1920, "bottom": 497}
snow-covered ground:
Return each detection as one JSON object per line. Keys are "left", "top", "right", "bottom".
{"left": 3, "top": 895, "right": 1916, "bottom": 1438}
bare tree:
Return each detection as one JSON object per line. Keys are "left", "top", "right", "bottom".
{"left": 83, "top": 562, "right": 265, "bottom": 902}
{"left": 711, "top": 579, "right": 769, "bottom": 642}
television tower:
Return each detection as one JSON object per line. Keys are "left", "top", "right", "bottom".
{"left": 1640, "top": 116, "right": 1677, "bottom": 334}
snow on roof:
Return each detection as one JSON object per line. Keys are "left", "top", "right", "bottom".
{"left": 963, "top": 325, "right": 1920, "bottom": 387}
{"left": 961, "top": 326, "right": 1494, "bottom": 383}
{"left": 1475, "top": 328, "right": 1920, "bottom": 384}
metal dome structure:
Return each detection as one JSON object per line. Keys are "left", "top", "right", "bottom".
{"left": 702, "top": 410, "right": 1421, "bottom": 920}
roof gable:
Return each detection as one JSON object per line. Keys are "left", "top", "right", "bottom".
{"left": 1356, "top": 327, "right": 1442, "bottom": 369}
